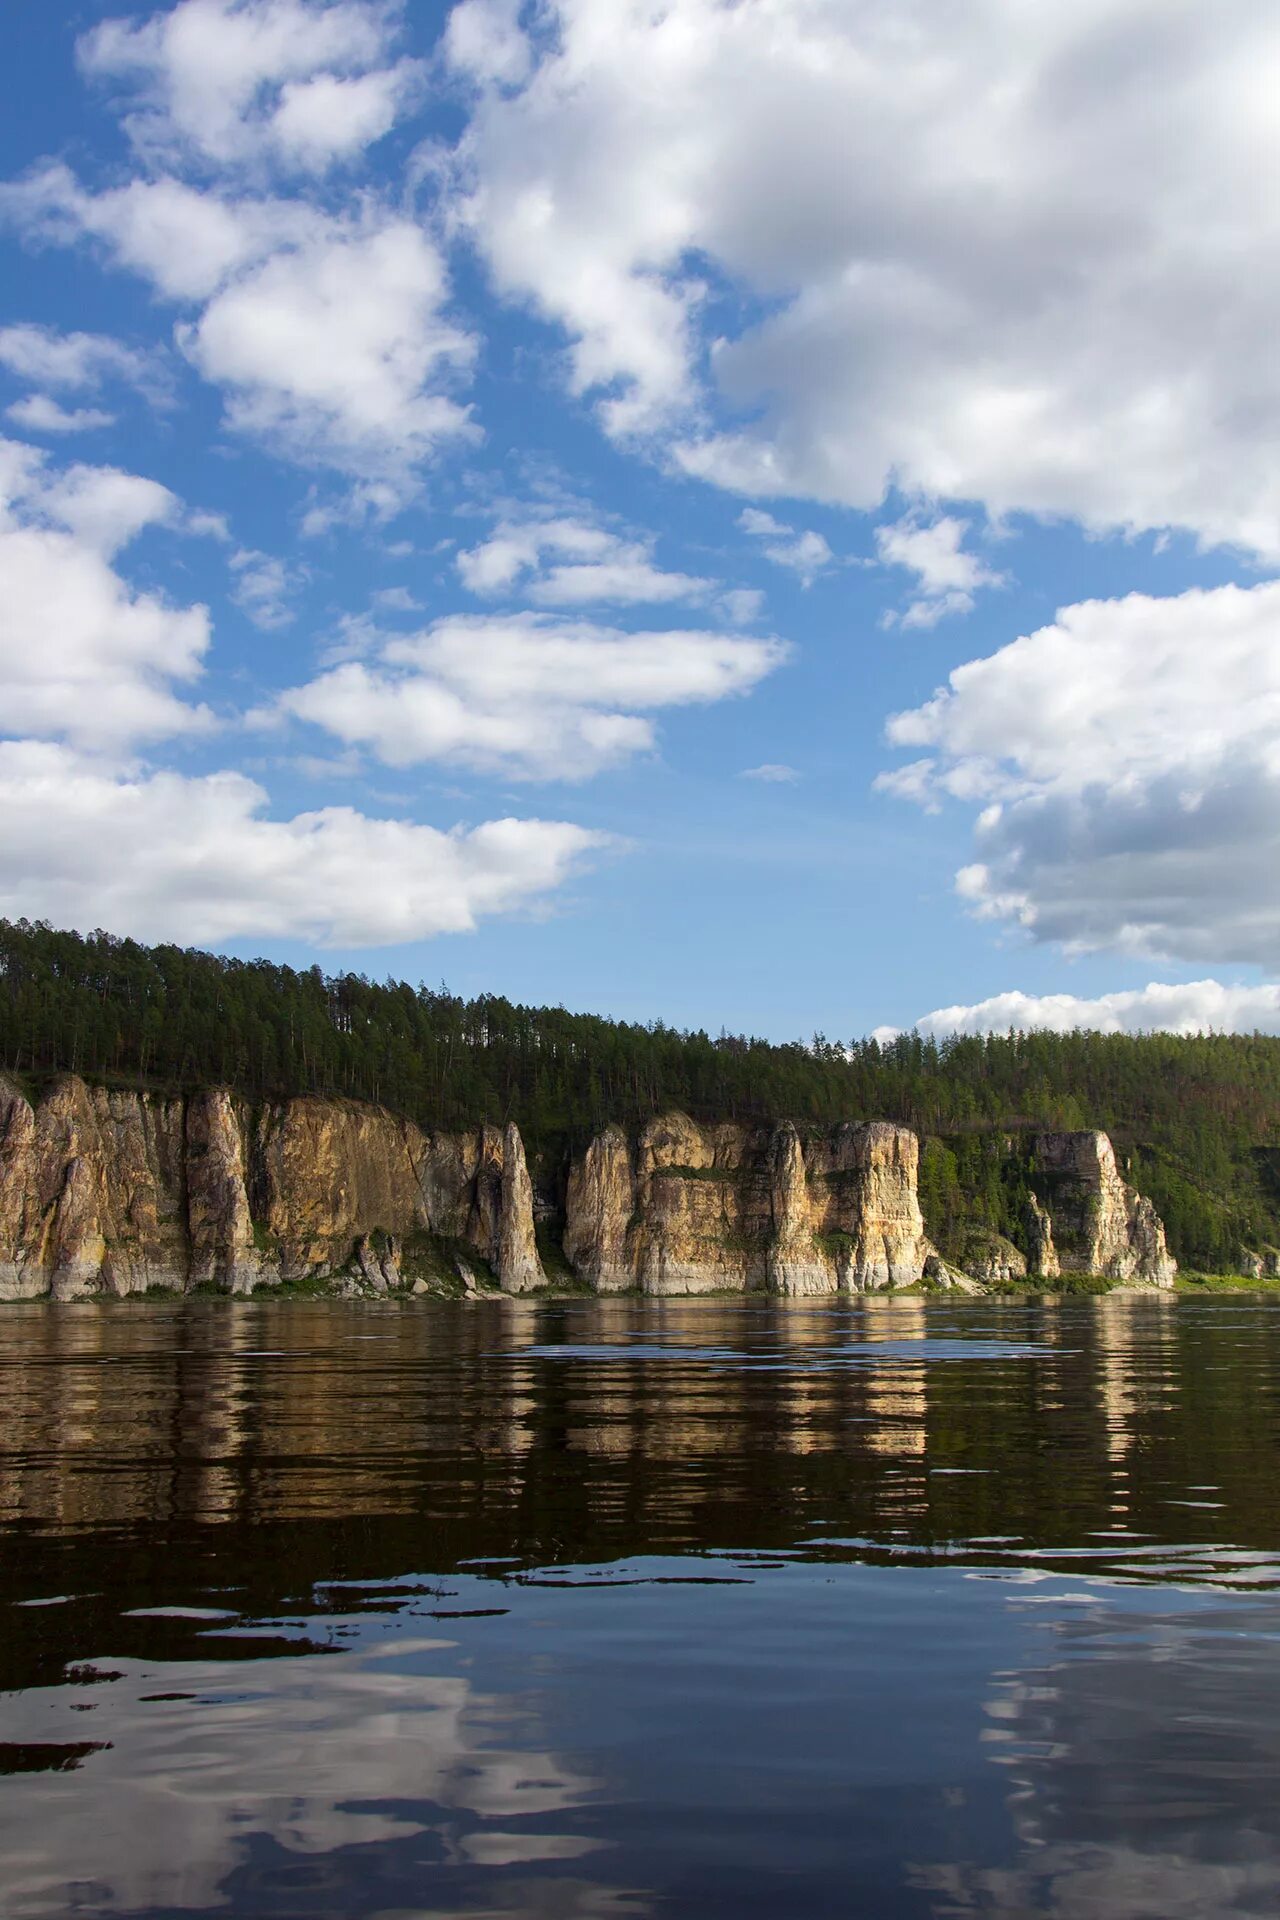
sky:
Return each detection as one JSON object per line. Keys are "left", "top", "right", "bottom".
{"left": 1, "top": 0, "right": 1278, "bottom": 1044}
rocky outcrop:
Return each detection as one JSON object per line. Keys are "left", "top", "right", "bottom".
{"left": 1025, "top": 1193, "right": 1060, "bottom": 1280}
{"left": 1237, "top": 1248, "right": 1280, "bottom": 1279}
{"left": 1029, "top": 1132, "right": 1176, "bottom": 1287}
{"left": 629, "top": 1112, "right": 764, "bottom": 1294}
{"left": 0, "top": 1076, "right": 545, "bottom": 1300}
{"left": 959, "top": 1228, "right": 1028, "bottom": 1287}
{"left": 562, "top": 1112, "right": 933, "bottom": 1295}
{"left": 188, "top": 1090, "right": 261, "bottom": 1295}
{"left": 563, "top": 1125, "right": 634, "bottom": 1292}
{"left": 0, "top": 1079, "right": 1179, "bottom": 1299}
{"left": 497, "top": 1122, "right": 544, "bottom": 1292}
{"left": 768, "top": 1121, "right": 832, "bottom": 1296}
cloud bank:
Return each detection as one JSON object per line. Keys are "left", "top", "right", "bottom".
{"left": 446, "top": 0, "right": 1280, "bottom": 555}
{"left": 881, "top": 581, "right": 1280, "bottom": 968}
{"left": 895, "top": 980, "right": 1280, "bottom": 1041}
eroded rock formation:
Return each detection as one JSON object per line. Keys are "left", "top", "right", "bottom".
{"left": 1029, "top": 1132, "right": 1176, "bottom": 1286}
{"left": 0, "top": 1075, "right": 544, "bottom": 1300}
{"left": 562, "top": 1112, "right": 934, "bottom": 1295}
{"left": 0, "top": 1079, "right": 1177, "bottom": 1298}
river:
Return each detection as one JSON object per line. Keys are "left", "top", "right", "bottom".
{"left": 2, "top": 1292, "right": 1279, "bottom": 1917}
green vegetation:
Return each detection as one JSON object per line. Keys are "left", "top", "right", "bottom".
{"left": 2, "top": 917, "right": 1280, "bottom": 1273}
{"left": 984, "top": 1271, "right": 1118, "bottom": 1297}
{"left": 1176, "top": 1271, "right": 1280, "bottom": 1293}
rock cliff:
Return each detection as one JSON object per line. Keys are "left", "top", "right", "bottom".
{"left": 562, "top": 1112, "right": 934, "bottom": 1295}
{"left": 0, "top": 1079, "right": 1176, "bottom": 1298}
{"left": 1028, "top": 1132, "right": 1176, "bottom": 1285}
{"left": 0, "top": 1075, "right": 545, "bottom": 1300}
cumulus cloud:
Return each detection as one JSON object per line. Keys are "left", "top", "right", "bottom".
{"left": 0, "top": 165, "right": 317, "bottom": 300}
{"left": 280, "top": 611, "right": 787, "bottom": 780}
{"left": 444, "top": 0, "right": 531, "bottom": 88}
{"left": 902, "top": 981, "right": 1280, "bottom": 1040}
{"left": 446, "top": 0, "right": 1280, "bottom": 555}
{"left": 3, "top": 168, "right": 477, "bottom": 493}
{"left": 875, "top": 512, "right": 1005, "bottom": 628}
{"left": 6, "top": 396, "right": 115, "bottom": 434}
{"left": 741, "top": 763, "right": 799, "bottom": 784}
{"left": 78, "top": 0, "right": 419, "bottom": 173}
{"left": 0, "top": 321, "right": 163, "bottom": 397}
{"left": 737, "top": 509, "right": 832, "bottom": 586}
{"left": 179, "top": 215, "right": 476, "bottom": 483}
{"left": 457, "top": 513, "right": 712, "bottom": 606}
{"left": 879, "top": 580, "right": 1280, "bottom": 966}
{"left": 0, "top": 740, "right": 605, "bottom": 946}
{"left": 0, "top": 438, "right": 211, "bottom": 752}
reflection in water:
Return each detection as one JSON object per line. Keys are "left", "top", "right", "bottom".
{"left": 2, "top": 1294, "right": 1280, "bottom": 1916}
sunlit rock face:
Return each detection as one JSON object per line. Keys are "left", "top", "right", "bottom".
{"left": 562, "top": 1113, "right": 933, "bottom": 1296}
{"left": 1030, "top": 1131, "right": 1176, "bottom": 1287}
{"left": 498, "top": 1121, "right": 543, "bottom": 1293}
{"left": 0, "top": 1081, "right": 1176, "bottom": 1298}
{"left": 563, "top": 1124, "right": 634, "bottom": 1293}
{"left": 0, "top": 1075, "right": 189, "bottom": 1300}
{"left": 0, "top": 1076, "right": 544, "bottom": 1298}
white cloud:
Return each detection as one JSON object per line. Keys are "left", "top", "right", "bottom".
{"left": 0, "top": 740, "right": 605, "bottom": 946}
{"left": 229, "top": 546, "right": 303, "bottom": 628}
{"left": 186, "top": 507, "right": 232, "bottom": 540}
{"left": 447, "top": 0, "right": 1280, "bottom": 556}
{"left": 280, "top": 610, "right": 787, "bottom": 780}
{"left": 1, "top": 165, "right": 320, "bottom": 300}
{"left": 0, "top": 439, "right": 211, "bottom": 753}
{"left": 445, "top": 0, "right": 531, "bottom": 88}
{"left": 905, "top": 981, "right": 1280, "bottom": 1040}
{"left": 875, "top": 512, "right": 1005, "bottom": 628}
{"left": 78, "top": 0, "right": 418, "bottom": 173}
{"left": 741, "top": 763, "right": 799, "bottom": 783}
{"left": 457, "top": 513, "right": 712, "bottom": 606}
{"left": 0, "top": 321, "right": 161, "bottom": 396}
{"left": 180, "top": 216, "right": 477, "bottom": 485}
{"left": 737, "top": 508, "right": 832, "bottom": 586}
{"left": 6, "top": 396, "right": 116, "bottom": 434}
{"left": 718, "top": 586, "right": 764, "bottom": 625}
{"left": 2, "top": 168, "right": 478, "bottom": 493}
{"left": 879, "top": 580, "right": 1280, "bottom": 966}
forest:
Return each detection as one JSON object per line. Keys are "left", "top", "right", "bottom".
{"left": 1, "top": 916, "right": 1278, "bottom": 1271}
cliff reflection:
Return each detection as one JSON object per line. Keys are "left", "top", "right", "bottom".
{"left": 6, "top": 1296, "right": 1280, "bottom": 1919}
{"left": 4, "top": 1295, "right": 1280, "bottom": 1584}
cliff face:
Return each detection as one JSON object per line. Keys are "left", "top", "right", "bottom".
{"left": 1029, "top": 1132, "right": 1176, "bottom": 1285}
{"left": 0, "top": 1080, "right": 1176, "bottom": 1298}
{"left": 562, "top": 1112, "right": 933, "bottom": 1296}
{"left": 0, "top": 1075, "right": 544, "bottom": 1300}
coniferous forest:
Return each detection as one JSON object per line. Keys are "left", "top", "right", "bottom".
{"left": 1, "top": 916, "right": 1279, "bottom": 1272}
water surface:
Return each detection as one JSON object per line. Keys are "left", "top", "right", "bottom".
{"left": 3, "top": 1293, "right": 1280, "bottom": 1917}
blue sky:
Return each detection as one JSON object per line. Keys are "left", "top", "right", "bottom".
{"left": 1, "top": 0, "right": 1277, "bottom": 1042}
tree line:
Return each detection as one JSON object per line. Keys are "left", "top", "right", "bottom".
{"left": 1, "top": 917, "right": 1278, "bottom": 1269}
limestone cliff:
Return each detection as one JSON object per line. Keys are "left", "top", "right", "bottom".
{"left": 562, "top": 1112, "right": 934, "bottom": 1295}
{"left": 562, "top": 1124, "right": 634, "bottom": 1292}
{"left": 0, "top": 1075, "right": 544, "bottom": 1300}
{"left": 1029, "top": 1132, "right": 1176, "bottom": 1286}
{"left": 0, "top": 1078, "right": 1176, "bottom": 1299}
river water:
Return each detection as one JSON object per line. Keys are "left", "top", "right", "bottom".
{"left": 2, "top": 1293, "right": 1280, "bottom": 1918}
